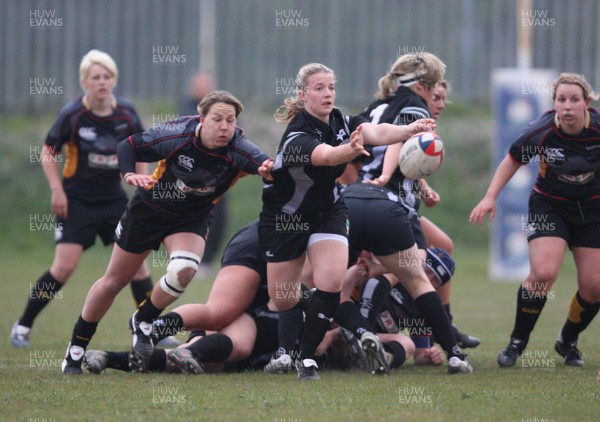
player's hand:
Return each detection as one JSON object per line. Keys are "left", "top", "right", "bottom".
{"left": 425, "top": 347, "right": 444, "bottom": 365}
{"left": 469, "top": 196, "right": 496, "bottom": 224}
{"left": 420, "top": 180, "right": 441, "bottom": 207}
{"left": 51, "top": 188, "right": 68, "bottom": 219}
{"left": 407, "top": 118, "right": 436, "bottom": 135}
{"left": 258, "top": 158, "right": 274, "bottom": 181}
{"left": 414, "top": 346, "right": 443, "bottom": 365}
{"left": 356, "top": 251, "right": 386, "bottom": 278}
{"left": 350, "top": 126, "right": 370, "bottom": 157}
{"left": 123, "top": 173, "right": 157, "bottom": 188}
{"left": 363, "top": 175, "right": 388, "bottom": 187}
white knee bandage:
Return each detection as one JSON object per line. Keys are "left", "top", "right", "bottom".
{"left": 159, "top": 250, "right": 200, "bottom": 297}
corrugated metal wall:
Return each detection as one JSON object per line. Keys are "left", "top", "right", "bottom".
{"left": 2, "top": 0, "right": 599, "bottom": 113}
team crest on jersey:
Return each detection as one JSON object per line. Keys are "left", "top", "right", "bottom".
{"left": 545, "top": 147, "right": 565, "bottom": 163}
{"left": 177, "top": 155, "right": 195, "bottom": 172}
{"left": 78, "top": 127, "right": 97, "bottom": 141}
{"left": 390, "top": 288, "right": 404, "bottom": 305}
{"left": 336, "top": 129, "right": 347, "bottom": 142}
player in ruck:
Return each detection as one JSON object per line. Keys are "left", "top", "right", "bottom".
{"left": 358, "top": 55, "right": 479, "bottom": 348}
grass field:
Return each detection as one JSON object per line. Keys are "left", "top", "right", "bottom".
{"left": 2, "top": 111, "right": 600, "bottom": 421}
{"left": 2, "top": 217, "right": 600, "bottom": 421}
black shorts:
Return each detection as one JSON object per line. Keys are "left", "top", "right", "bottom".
{"left": 527, "top": 192, "right": 600, "bottom": 248}
{"left": 258, "top": 200, "right": 348, "bottom": 262}
{"left": 115, "top": 195, "right": 210, "bottom": 254}
{"left": 409, "top": 213, "right": 428, "bottom": 250}
{"left": 345, "top": 197, "right": 416, "bottom": 260}
{"left": 56, "top": 195, "right": 127, "bottom": 250}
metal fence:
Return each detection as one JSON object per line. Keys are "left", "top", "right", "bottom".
{"left": 2, "top": 0, "right": 599, "bottom": 113}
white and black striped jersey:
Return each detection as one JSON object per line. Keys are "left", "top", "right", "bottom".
{"left": 358, "top": 87, "right": 430, "bottom": 217}
{"left": 262, "top": 108, "right": 367, "bottom": 215}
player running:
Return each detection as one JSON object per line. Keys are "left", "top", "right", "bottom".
{"left": 61, "top": 90, "right": 273, "bottom": 374}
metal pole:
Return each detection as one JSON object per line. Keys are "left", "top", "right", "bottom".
{"left": 199, "top": 0, "right": 216, "bottom": 73}
{"left": 516, "top": 0, "right": 533, "bottom": 69}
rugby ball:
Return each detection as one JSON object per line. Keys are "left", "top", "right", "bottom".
{"left": 398, "top": 131, "right": 444, "bottom": 179}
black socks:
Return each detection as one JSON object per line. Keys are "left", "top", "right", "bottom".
{"left": 70, "top": 315, "right": 98, "bottom": 349}
{"left": 414, "top": 291, "right": 461, "bottom": 359}
{"left": 130, "top": 276, "right": 153, "bottom": 307}
{"left": 299, "top": 289, "right": 340, "bottom": 361}
{"left": 560, "top": 290, "right": 600, "bottom": 343}
{"left": 19, "top": 270, "right": 62, "bottom": 328}
{"left": 186, "top": 333, "right": 234, "bottom": 363}
{"left": 511, "top": 285, "right": 548, "bottom": 344}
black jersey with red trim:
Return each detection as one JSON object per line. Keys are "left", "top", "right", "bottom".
{"left": 358, "top": 87, "right": 429, "bottom": 213}
{"left": 44, "top": 95, "right": 143, "bottom": 203}
{"left": 262, "top": 108, "right": 367, "bottom": 215}
{"left": 509, "top": 108, "right": 600, "bottom": 200}
{"left": 119, "top": 116, "right": 268, "bottom": 219}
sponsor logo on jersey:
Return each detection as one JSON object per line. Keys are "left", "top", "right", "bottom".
{"left": 78, "top": 127, "right": 97, "bottom": 141}
{"left": 175, "top": 179, "right": 214, "bottom": 195}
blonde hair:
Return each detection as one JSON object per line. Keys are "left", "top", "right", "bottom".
{"left": 79, "top": 49, "right": 118, "bottom": 90}
{"left": 198, "top": 90, "right": 244, "bottom": 117}
{"left": 375, "top": 52, "right": 446, "bottom": 100}
{"left": 437, "top": 79, "right": 452, "bottom": 104}
{"left": 274, "top": 63, "right": 335, "bottom": 124}
{"left": 551, "top": 72, "right": 599, "bottom": 102}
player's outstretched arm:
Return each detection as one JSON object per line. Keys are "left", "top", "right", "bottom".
{"left": 469, "top": 154, "right": 522, "bottom": 224}
{"left": 359, "top": 119, "right": 436, "bottom": 146}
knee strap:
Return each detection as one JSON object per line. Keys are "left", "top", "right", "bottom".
{"left": 160, "top": 250, "right": 200, "bottom": 297}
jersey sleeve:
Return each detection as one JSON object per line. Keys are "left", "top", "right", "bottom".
{"left": 275, "top": 131, "right": 320, "bottom": 168}
{"left": 230, "top": 131, "right": 270, "bottom": 174}
{"left": 508, "top": 111, "right": 553, "bottom": 164}
{"left": 347, "top": 115, "right": 369, "bottom": 132}
{"left": 44, "top": 105, "right": 74, "bottom": 154}
{"left": 117, "top": 126, "right": 187, "bottom": 174}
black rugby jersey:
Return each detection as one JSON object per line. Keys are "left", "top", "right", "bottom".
{"left": 359, "top": 87, "right": 430, "bottom": 215}
{"left": 262, "top": 108, "right": 367, "bottom": 215}
{"left": 45, "top": 95, "right": 143, "bottom": 203}
{"left": 509, "top": 108, "right": 600, "bottom": 200}
{"left": 119, "top": 116, "right": 269, "bottom": 219}
{"left": 375, "top": 284, "right": 421, "bottom": 335}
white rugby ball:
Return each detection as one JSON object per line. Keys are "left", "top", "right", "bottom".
{"left": 398, "top": 131, "right": 444, "bottom": 179}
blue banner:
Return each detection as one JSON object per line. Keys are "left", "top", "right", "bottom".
{"left": 489, "top": 69, "right": 555, "bottom": 280}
